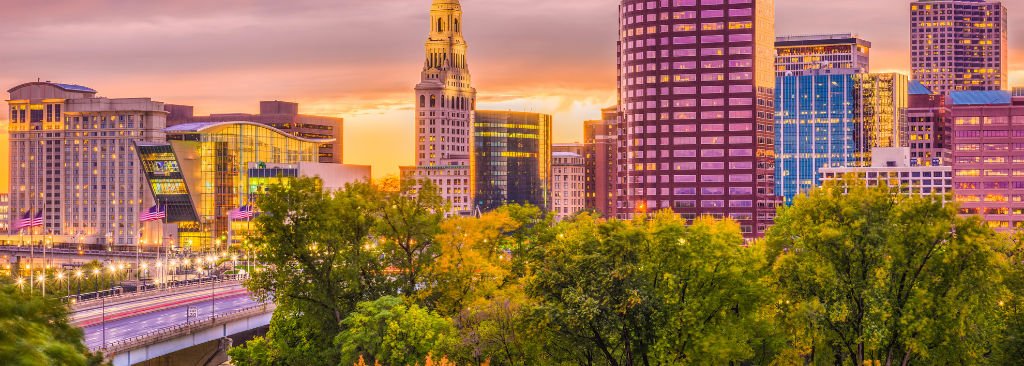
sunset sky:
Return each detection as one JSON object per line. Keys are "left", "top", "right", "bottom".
{"left": 1, "top": 0, "right": 1022, "bottom": 193}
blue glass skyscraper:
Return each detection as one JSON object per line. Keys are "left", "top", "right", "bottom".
{"left": 775, "top": 73, "right": 909, "bottom": 204}
{"left": 773, "top": 35, "right": 909, "bottom": 204}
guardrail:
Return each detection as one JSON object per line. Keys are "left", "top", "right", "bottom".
{"left": 93, "top": 302, "right": 276, "bottom": 355}
{"left": 71, "top": 276, "right": 244, "bottom": 311}
{"left": 0, "top": 245, "right": 161, "bottom": 257}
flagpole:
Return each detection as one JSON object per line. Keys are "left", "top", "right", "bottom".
{"left": 30, "top": 207, "right": 35, "bottom": 294}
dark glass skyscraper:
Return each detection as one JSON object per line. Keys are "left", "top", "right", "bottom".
{"left": 472, "top": 111, "right": 552, "bottom": 212}
{"left": 616, "top": 0, "right": 780, "bottom": 237}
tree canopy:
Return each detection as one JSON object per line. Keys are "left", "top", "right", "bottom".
{"left": 227, "top": 174, "right": 1021, "bottom": 366}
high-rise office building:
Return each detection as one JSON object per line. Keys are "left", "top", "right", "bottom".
{"left": 165, "top": 101, "right": 344, "bottom": 164}
{"left": 775, "top": 33, "right": 870, "bottom": 78}
{"left": 6, "top": 81, "right": 166, "bottom": 248}
{"left": 472, "top": 111, "right": 551, "bottom": 212}
{"left": 775, "top": 71, "right": 910, "bottom": 204}
{"left": 910, "top": 0, "right": 1008, "bottom": 93}
{"left": 584, "top": 106, "right": 619, "bottom": 217}
{"left": 411, "top": 0, "right": 476, "bottom": 213}
{"left": 907, "top": 81, "right": 953, "bottom": 166}
{"left": 949, "top": 90, "right": 1023, "bottom": 232}
{"left": 616, "top": 0, "right": 780, "bottom": 237}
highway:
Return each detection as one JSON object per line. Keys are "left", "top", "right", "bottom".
{"left": 78, "top": 284, "right": 264, "bottom": 350}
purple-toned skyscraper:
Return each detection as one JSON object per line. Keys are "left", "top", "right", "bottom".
{"left": 616, "top": 0, "right": 780, "bottom": 237}
{"left": 910, "top": 0, "right": 1008, "bottom": 93}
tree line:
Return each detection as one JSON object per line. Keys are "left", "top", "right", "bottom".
{"left": 224, "top": 175, "right": 1024, "bottom": 366}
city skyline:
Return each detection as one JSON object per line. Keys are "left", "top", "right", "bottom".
{"left": 1, "top": 0, "right": 1023, "bottom": 193}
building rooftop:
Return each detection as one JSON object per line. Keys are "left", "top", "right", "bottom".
{"left": 6, "top": 81, "right": 97, "bottom": 94}
{"left": 908, "top": 81, "right": 934, "bottom": 95}
{"left": 775, "top": 33, "right": 871, "bottom": 47}
{"left": 161, "top": 121, "right": 336, "bottom": 143}
{"left": 949, "top": 90, "right": 1012, "bottom": 105}
{"left": 552, "top": 152, "right": 583, "bottom": 158}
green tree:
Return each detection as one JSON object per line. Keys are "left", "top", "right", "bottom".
{"left": 765, "top": 176, "right": 1006, "bottom": 366}
{"left": 524, "top": 211, "right": 774, "bottom": 365}
{"left": 993, "top": 231, "right": 1024, "bottom": 363}
{"left": 369, "top": 176, "right": 447, "bottom": 297}
{"left": 230, "top": 177, "right": 391, "bottom": 366}
{"left": 0, "top": 278, "right": 109, "bottom": 366}
{"left": 335, "top": 296, "right": 457, "bottom": 366}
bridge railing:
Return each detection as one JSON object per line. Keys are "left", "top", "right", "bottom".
{"left": 70, "top": 274, "right": 246, "bottom": 310}
{"left": 93, "top": 302, "right": 276, "bottom": 355}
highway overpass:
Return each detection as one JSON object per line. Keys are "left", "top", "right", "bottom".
{"left": 71, "top": 278, "right": 275, "bottom": 366}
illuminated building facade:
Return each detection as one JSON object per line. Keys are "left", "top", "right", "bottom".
{"left": 775, "top": 73, "right": 910, "bottom": 204}
{"left": 0, "top": 194, "right": 8, "bottom": 234}
{"left": 584, "top": 106, "right": 619, "bottom": 217}
{"left": 949, "top": 90, "right": 1024, "bottom": 231}
{"left": 136, "top": 122, "right": 368, "bottom": 251}
{"left": 411, "top": 0, "right": 476, "bottom": 214}
{"left": 166, "top": 101, "right": 344, "bottom": 164}
{"left": 907, "top": 81, "right": 953, "bottom": 166}
{"left": 819, "top": 147, "right": 953, "bottom": 198}
{"left": 472, "top": 111, "right": 551, "bottom": 213}
{"left": 910, "top": 0, "right": 1008, "bottom": 93}
{"left": 775, "top": 34, "right": 870, "bottom": 78}
{"left": 6, "top": 81, "right": 166, "bottom": 248}
{"left": 552, "top": 152, "right": 585, "bottom": 220}
{"left": 617, "top": 0, "right": 780, "bottom": 237}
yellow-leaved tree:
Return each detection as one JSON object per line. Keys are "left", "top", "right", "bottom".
{"left": 419, "top": 210, "right": 521, "bottom": 316}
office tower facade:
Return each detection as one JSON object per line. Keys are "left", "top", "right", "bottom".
{"left": 0, "top": 193, "right": 8, "bottom": 234}
{"left": 907, "top": 81, "right": 953, "bottom": 166}
{"left": 584, "top": 106, "right": 619, "bottom": 217}
{"left": 472, "top": 111, "right": 551, "bottom": 212}
{"left": 617, "top": 0, "right": 779, "bottom": 237}
{"left": 166, "top": 101, "right": 344, "bottom": 164}
{"left": 775, "top": 33, "right": 871, "bottom": 78}
{"left": 819, "top": 147, "right": 953, "bottom": 198}
{"left": 910, "top": 0, "right": 1008, "bottom": 93}
{"left": 411, "top": 0, "right": 476, "bottom": 213}
{"left": 775, "top": 72, "right": 909, "bottom": 204}
{"left": 6, "top": 81, "right": 166, "bottom": 248}
{"left": 137, "top": 122, "right": 367, "bottom": 250}
{"left": 949, "top": 90, "right": 1024, "bottom": 231}
{"left": 552, "top": 152, "right": 586, "bottom": 220}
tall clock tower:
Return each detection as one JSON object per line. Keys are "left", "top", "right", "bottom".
{"left": 411, "top": 0, "right": 476, "bottom": 213}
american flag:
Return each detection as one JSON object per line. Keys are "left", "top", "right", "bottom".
{"left": 140, "top": 205, "right": 166, "bottom": 222}
{"left": 12, "top": 210, "right": 42, "bottom": 231}
{"left": 229, "top": 205, "right": 255, "bottom": 220}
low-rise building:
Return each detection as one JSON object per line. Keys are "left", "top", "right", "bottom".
{"left": 552, "top": 152, "right": 585, "bottom": 221}
{"left": 819, "top": 147, "right": 952, "bottom": 198}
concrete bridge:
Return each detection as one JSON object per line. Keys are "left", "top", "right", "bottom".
{"left": 71, "top": 278, "right": 275, "bottom": 366}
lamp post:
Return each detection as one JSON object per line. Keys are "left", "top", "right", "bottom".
{"left": 93, "top": 269, "right": 100, "bottom": 293}
{"left": 43, "top": 234, "right": 51, "bottom": 296}
{"left": 75, "top": 270, "right": 83, "bottom": 297}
